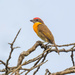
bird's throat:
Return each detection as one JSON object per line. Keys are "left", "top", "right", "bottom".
{"left": 33, "top": 22, "right": 42, "bottom": 33}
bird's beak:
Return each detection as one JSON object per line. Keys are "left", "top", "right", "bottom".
{"left": 30, "top": 19, "right": 33, "bottom": 22}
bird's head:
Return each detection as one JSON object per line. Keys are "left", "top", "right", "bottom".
{"left": 30, "top": 17, "right": 44, "bottom": 24}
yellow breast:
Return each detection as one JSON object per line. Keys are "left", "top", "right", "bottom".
{"left": 33, "top": 22, "right": 42, "bottom": 33}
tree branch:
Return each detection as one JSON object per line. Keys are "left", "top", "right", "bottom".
{"left": 50, "top": 66, "right": 75, "bottom": 75}
{"left": 5, "top": 28, "right": 21, "bottom": 75}
{"left": 0, "top": 29, "right": 75, "bottom": 75}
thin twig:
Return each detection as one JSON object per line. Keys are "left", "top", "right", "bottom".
{"left": 25, "top": 60, "right": 48, "bottom": 75}
{"left": 11, "top": 28, "right": 21, "bottom": 44}
{"left": 45, "top": 69, "right": 51, "bottom": 75}
{"left": 49, "top": 43, "right": 75, "bottom": 47}
{"left": 33, "top": 46, "right": 50, "bottom": 75}
{"left": 19, "top": 70, "right": 26, "bottom": 75}
{"left": 71, "top": 51, "right": 74, "bottom": 66}
{"left": 71, "top": 45, "right": 75, "bottom": 66}
{"left": 33, "top": 50, "right": 49, "bottom": 75}
{"left": 5, "top": 28, "right": 21, "bottom": 75}
{"left": 0, "top": 60, "right": 6, "bottom": 66}
{"left": 50, "top": 66, "right": 75, "bottom": 75}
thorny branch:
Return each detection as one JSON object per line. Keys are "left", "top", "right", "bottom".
{"left": 0, "top": 29, "right": 75, "bottom": 75}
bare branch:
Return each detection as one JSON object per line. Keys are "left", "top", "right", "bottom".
{"left": 49, "top": 43, "right": 75, "bottom": 47}
{"left": 45, "top": 69, "right": 51, "bottom": 75}
{"left": 0, "top": 60, "right": 6, "bottom": 66}
{"left": 10, "top": 28, "right": 21, "bottom": 44}
{"left": 70, "top": 45, "right": 75, "bottom": 66}
{"left": 1, "top": 29, "right": 75, "bottom": 75}
{"left": 17, "top": 41, "right": 44, "bottom": 67}
{"left": 33, "top": 50, "right": 49, "bottom": 75}
{"left": 50, "top": 66, "right": 75, "bottom": 75}
{"left": 8, "top": 45, "right": 75, "bottom": 74}
{"left": 5, "top": 28, "right": 21, "bottom": 75}
{"left": 25, "top": 60, "right": 48, "bottom": 75}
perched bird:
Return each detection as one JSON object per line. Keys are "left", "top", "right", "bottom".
{"left": 30, "top": 17, "right": 59, "bottom": 54}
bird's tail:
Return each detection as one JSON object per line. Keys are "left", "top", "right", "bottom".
{"left": 54, "top": 43, "right": 59, "bottom": 55}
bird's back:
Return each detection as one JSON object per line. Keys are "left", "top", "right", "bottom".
{"left": 37, "top": 24, "right": 54, "bottom": 44}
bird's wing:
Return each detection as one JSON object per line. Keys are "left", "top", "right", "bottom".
{"left": 38, "top": 24, "right": 54, "bottom": 43}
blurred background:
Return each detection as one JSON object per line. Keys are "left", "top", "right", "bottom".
{"left": 0, "top": 0, "right": 75, "bottom": 75}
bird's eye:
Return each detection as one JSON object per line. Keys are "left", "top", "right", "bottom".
{"left": 36, "top": 19, "right": 38, "bottom": 21}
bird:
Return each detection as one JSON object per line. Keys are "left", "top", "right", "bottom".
{"left": 30, "top": 17, "right": 59, "bottom": 54}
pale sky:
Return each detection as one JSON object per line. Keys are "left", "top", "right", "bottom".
{"left": 0, "top": 0, "right": 75, "bottom": 75}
